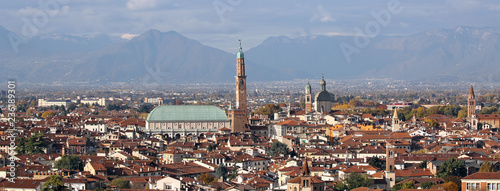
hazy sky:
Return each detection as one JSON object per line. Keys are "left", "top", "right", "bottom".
{"left": 2, "top": 0, "right": 500, "bottom": 52}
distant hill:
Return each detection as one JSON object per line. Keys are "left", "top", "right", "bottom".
{"left": 247, "top": 26, "right": 500, "bottom": 82}
{"left": 1, "top": 26, "right": 500, "bottom": 84}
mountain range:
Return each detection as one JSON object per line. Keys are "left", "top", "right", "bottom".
{"left": 1, "top": 26, "right": 500, "bottom": 85}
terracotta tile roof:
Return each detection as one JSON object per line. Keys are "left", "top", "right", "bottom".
{"left": 160, "top": 162, "right": 213, "bottom": 176}
{"left": 89, "top": 162, "right": 107, "bottom": 171}
{"left": 351, "top": 187, "right": 384, "bottom": 191}
{"left": 275, "top": 120, "right": 307, "bottom": 126}
{"left": 289, "top": 175, "right": 324, "bottom": 184}
{"left": 0, "top": 179, "right": 43, "bottom": 189}
{"left": 340, "top": 166, "right": 366, "bottom": 173}
{"left": 462, "top": 172, "right": 500, "bottom": 180}
{"left": 67, "top": 138, "right": 87, "bottom": 146}
{"left": 395, "top": 168, "right": 433, "bottom": 177}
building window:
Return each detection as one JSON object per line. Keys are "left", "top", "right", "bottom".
{"left": 467, "top": 183, "right": 470, "bottom": 190}
{"left": 489, "top": 183, "right": 492, "bottom": 190}
{"left": 493, "top": 183, "right": 497, "bottom": 190}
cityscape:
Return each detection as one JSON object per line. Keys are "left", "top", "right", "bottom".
{"left": 2, "top": 1, "right": 500, "bottom": 191}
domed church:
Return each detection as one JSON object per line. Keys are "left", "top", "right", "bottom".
{"left": 304, "top": 75, "right": 333, "bottom": 113}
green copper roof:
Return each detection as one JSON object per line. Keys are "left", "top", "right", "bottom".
{"left": 147, "top": 105, "right": 229, "bottom": 122}
{"left": 237, "top": 40, "right": 244, "bottom": 58}
{"left": 237, "top": 50, "right": 244, "bottom": 58}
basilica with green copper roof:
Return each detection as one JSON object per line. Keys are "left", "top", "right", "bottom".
{"left": 145, "top": 105, "right": 230, "bottom": 137}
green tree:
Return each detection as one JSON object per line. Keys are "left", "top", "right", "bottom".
{"left": 457, "top": 109, "right": 467, "bottom": 118}
{"left": 418, "top": 160, "right": 428, "bottom": 169}
{"left": 110, "top": 178, "right": 130, "bottom": 189}
{"left": 391, "top": 181, "right": 415, "bottom": 191}
{"left": 207, "top": 144, "right": 215, "bottom": 152}
{"left": 368, "top": 157, "right": 385, "bottom": 169}
{"left": 341, "top": 173, "right": 372, "bottom": 190}
{"left": 479, "top": 161, "right": 497, "bottom": 172}
{"left": 42, "top": 175, "right": 65, "bottom": 191}
{"left": 67, "top": 103, "right": 77, "bottom": 112}
{"left": 137, "top": 104, "right": 154, "bottom": 113}
{"left": 424, "top": 119, "right": 439, "bottom": 128}
{"left": 54, "top": 155, "right": 84, "bottom": 171}
{"left": 436, "top": 158, "right": 467, "bottom": 179}
{"left": 215, "top": 164, "right": 228, "bottom": 180}
{"left": 15, "top": 132, "right": 46, "bottom": 154}
{"left": 268, "top": 141, "right": 289, "bottom": 157}
{"left": 227, "top": 166, "right": 239, "bottom": 180}
{"left": 421, "top": 182, "right": 435, "bottom": 189}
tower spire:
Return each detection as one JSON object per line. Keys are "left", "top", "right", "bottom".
{"left": 469, "top": 84, "right": 475, "bottom": 99}
{"left": 320, "top": 74, "right": 326, "bottom": 91}
{"left": 468, "top": 84, "right": 476, "bottom": 120}
{"left": 302, "top": 157, "right": 310, "bottom": 176}
{"left": 237, "top": 39, "right": 244, "bottom": 59}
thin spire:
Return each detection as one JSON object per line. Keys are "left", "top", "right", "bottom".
{"left": 469, "top": 84, "right": 475, "bottom": 97}
{"left": 302, "top": 157, "right": 310, "bottom": 176}
{"left": 239, "top": 39, "right": 242, "bottom": 51}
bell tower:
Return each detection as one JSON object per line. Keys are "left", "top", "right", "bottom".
{"left": 305, "top": 81, "right": 312, "bottom": 113}
{"left": 468, "top": 84, "right": 476, "bottom": 119}
{"left": 229, "top": 40, "right": 248, "bottom": 133}
{"left": 385, "top": 141, "right": 396, "bottom": 189}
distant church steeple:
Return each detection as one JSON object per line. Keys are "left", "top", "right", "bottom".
{"left": 305, "top": 80, "right": 312, "bottom": 113}
{"left": 392, "top": 109, "right": 400, "bottom": 132}
{"left": 468, "top": 84, "right": 476, "bottom": 119}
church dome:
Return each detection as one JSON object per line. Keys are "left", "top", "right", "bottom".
{"left": 315, "top": 91, "right": 332, "bottom": 102}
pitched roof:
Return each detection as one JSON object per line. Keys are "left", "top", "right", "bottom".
{"left": 462, "top": 172, "right": 500, "bottom": 180}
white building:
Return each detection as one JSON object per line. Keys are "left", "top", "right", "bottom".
{"left": 83, "top": 120, "right": 108, "bottom": 133}
{"left": 38, "top": 99, "right": 72, "bottom": 107}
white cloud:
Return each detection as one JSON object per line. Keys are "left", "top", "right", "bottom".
{"left": 121, "top": 33, "right": 139, "bottom": 40}
{"left": 17, "top": 6, "right": 37, "bottom": 17}
{"left": 126, "top": 0, "right": 157, "bottom": 10}
{"left": 309, "top": 5, "right": 336, "bottom": 23}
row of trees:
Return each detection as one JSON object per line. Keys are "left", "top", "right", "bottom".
{"left": 396, "top": 105, "right": 467, "bottom": 121}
